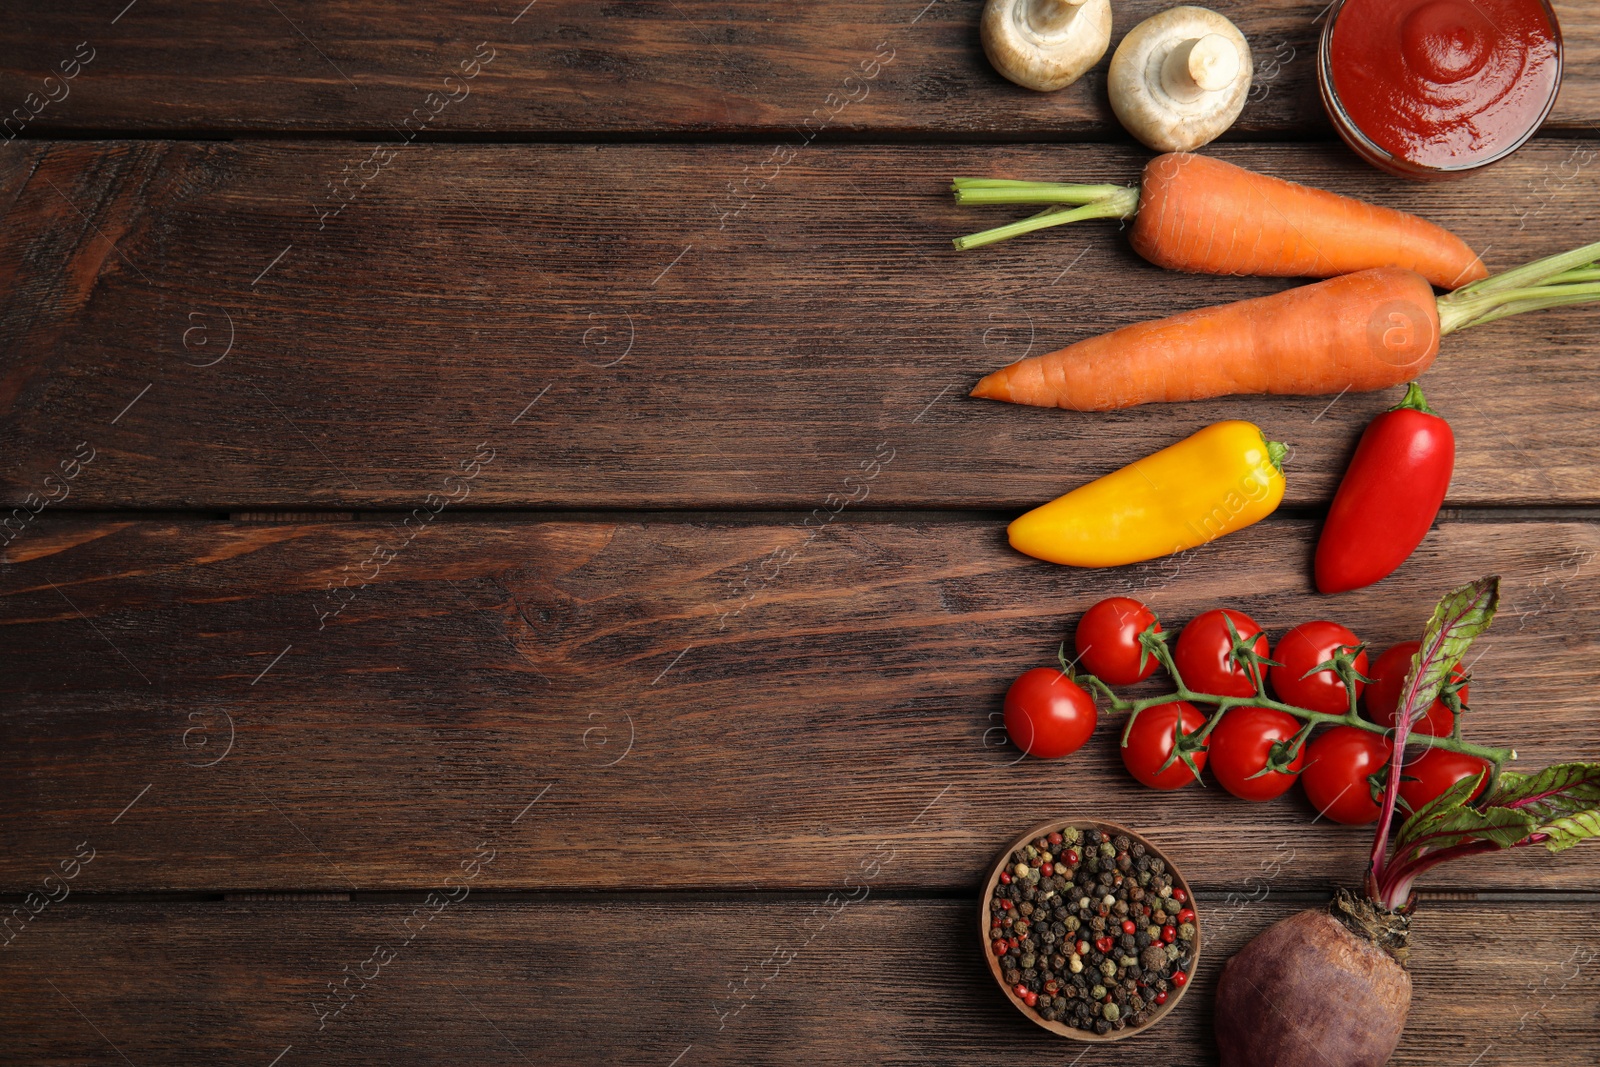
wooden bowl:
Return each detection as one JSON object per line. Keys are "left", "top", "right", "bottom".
{"left": 980, "top": 818, "right": 1201, "bottom": 1041}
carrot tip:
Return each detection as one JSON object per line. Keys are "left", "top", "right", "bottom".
{"left": 970, "top": 375, "right": 1008, "bottom": 401}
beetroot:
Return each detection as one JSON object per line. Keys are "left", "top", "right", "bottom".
{"left": 1215, "top": 895, "right": 1410, "bottom": 1067}
{"left": 1211, "top": 578, "right": 1600, "bottom": 1065}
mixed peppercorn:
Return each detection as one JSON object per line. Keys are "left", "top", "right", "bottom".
{"left": 987, "top": 826, "right": 1196, "bottom": 1035}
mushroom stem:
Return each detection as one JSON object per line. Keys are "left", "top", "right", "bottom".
{"left": 1025, "top": 0, "right": 1090, "bottom": 34}
{"left": 1161, "top": 33, "right": 1242, "bottom": 101}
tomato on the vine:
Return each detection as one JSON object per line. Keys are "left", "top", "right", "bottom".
{"left": 1207, "top": 707, "right": 1306, "bottom": 802}
{"left": 1364, "top": 640, "right": 1469, "bottom": 736}
{"left": 1075, "top": 597, "right": 1161, "bottom": 686}
{"left": 1121, "top": 701, "right": 1207, "bottom": 790}
{"left": 1300, "top": 726, "right": 1391, "bottom": 824}
{"left": 1270, "top": 620, "right": 1367, "bottom": 714}
{"left": 1399, "top": 748, "right": 1489, "bottom": 814}
{"left": 1174, "top": 608, "right": 1269, "bottom": 697}
{"left": 1004, "top": 668, "right": 1098, "bottom": 758}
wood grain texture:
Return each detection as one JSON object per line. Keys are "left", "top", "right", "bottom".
{"left": 4, "top": 140, "right": 1600, "bottom": 510}
{"left": 0, "top": 897, "right": 1595, "bottom": 1065}
{"left": 0, "top": 1, "right": 1595, "bottom": 137}
{"left": 3, "top": 517, "right": 1597, "bottom": 892}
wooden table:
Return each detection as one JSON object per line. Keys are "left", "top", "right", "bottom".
{"left": 2, "top": 3, "right": 1597, "bottom": 1063}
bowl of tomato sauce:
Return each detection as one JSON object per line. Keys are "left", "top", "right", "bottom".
{"left": 1318, "top": 0, "right": 1562, "bottom": 179}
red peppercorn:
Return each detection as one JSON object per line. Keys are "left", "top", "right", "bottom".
{"left": 1121, "top": 919, "right": 1137, "bottom": 935}
{"left": 1076, "top": 941, "right": 1090, "bottom": 956}
{"left": 1014, "top": 983, "right": 1029, "bottom": 997}
{"left": 1024, "top": 991, "right": 1038, "bottom": 1007}
{"left": 1001, "top": 899, "right": 1013, "bottom": 911}
{"left": 993, "top": 939, "right": 1008, "bottom": 955}
{"left": 1172, "top": 888, "right": 1188, "bottom": 904}
{"left": 1155, "top": 990, "right": 1169, "bottom": 1006}
{"left": 1041, "top": 862, "right": 1054, "bottom": 877}
{"left": 1047, "top": 831, "right": 1063, "bottom": 845}
{"left": 1162, "top": 925, "right": 1177, "bottom": 944}
{"left": 1095, "top": 935, "right": 1115, "bottom": 953}
{"left": 1178, "top": 907, "right": 1195, "bottom": 924}
{"left": 1064, "top": 848, "right": 1079, "bottom": 864}
{"left": 999, "top": 871, "right": 1011, "bottom": 885}
{"left": 1172, "top": 970, "right": 1188, "bottom": 987}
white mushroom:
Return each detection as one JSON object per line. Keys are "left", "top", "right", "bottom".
{"left": 981, "top": 0, "right": 1114, "bottom": 92}
{"left": 1108, "top": 6, "right": 1252, "bottom": 152}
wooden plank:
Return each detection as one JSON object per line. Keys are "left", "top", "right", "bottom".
{"left": 0, "top": 897, "right": 1594, "bottom": 1065}
{"left": 4, "top": 140, "right": 1600, "bottom": 509}
{"left": 0, "top": 2, "right": 1596, "bottom": 137}
{"left": 3, "top": 517, "right": 1597, "bottom": 892}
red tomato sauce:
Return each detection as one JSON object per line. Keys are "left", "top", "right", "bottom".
{"left": 1329, "top": 0, "right": 1559, "bottom": 170}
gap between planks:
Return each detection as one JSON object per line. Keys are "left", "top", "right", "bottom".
{"left": 27, "top": 505, "right": 1600, "bottom": 526}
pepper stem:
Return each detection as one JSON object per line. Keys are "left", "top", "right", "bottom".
{"left": 1265, "top": 440, "right": 1289, "bottom": 474}
{"left": 1392, "top": 381, "right": 1434, "bottom": 415}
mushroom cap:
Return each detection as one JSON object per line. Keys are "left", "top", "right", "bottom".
{"left": 982, "top": 0, "right": 1114, "bottom": 92}
{"left": 1108, "top": 6, "right": 1252, "bottom": 152}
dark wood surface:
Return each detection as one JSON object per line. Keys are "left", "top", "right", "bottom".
{"left": 2, "top": 2, "right": 1598, "bottom": 1064}
{"left": 1, "top": 898, "right": 1595, "bottom": 1065}
{"left": 4, "top": 140, "right": 1600, "bottom": 509}
{"left": 0, "top": 1, "right": 1595, "bottom": 138}
{"left": 2, "top": 516, "right": 1597, "bottom": 892}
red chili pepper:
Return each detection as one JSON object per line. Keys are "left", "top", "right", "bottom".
{"left": 1315, "top": 382, "right": 1454, "bottom": 594}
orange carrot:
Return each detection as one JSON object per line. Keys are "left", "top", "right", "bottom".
{"left": 1133, "top": 155, "right": 1486, "bottom": 289}
{"left": 971, "top": 241, "right": 1600, "bottom": 411}
{"left": 952, "top": 153, "right": 1488, "bottom": 290}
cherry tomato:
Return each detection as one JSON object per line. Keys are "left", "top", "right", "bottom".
{"left": 1121, "top": 701, "right": 1208, "bottom": 790}
{"left": 1174, "top": 609, "right": 1269, "bottom": 697}
{"left": 1399, "top": 748, "right": 1489, "bottom": 814}
{"left": 1003, "top": 668, "right": 1098, "bottom": 759}
{"left": 1075, "top": 597, "right": 1161, "bottom": 686}
{"left": 1207, "top": 707, "right": 1306, "bottom": 802}
{"left": 1270, "top": 620, "right": 1368, "bottom": 714}
{"left": 1300, "top": 726, "right": 1391, "bottom": 825}
{"left": 1364, "top": 640, "right": 1469, "bottom": 737}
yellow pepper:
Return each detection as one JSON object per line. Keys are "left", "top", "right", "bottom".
{"left": 1008, "top": 420, "right": 1287, "bottom": 567}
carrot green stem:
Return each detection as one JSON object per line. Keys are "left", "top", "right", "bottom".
{"left": 952, "top": 189, "right": 1141, "bottom": 252}
{"left": 1437, "top": 239, "right": 1600, "bottom": 335}
{"left": 951, "top": 179, "right": 1136, "bottom": 207}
